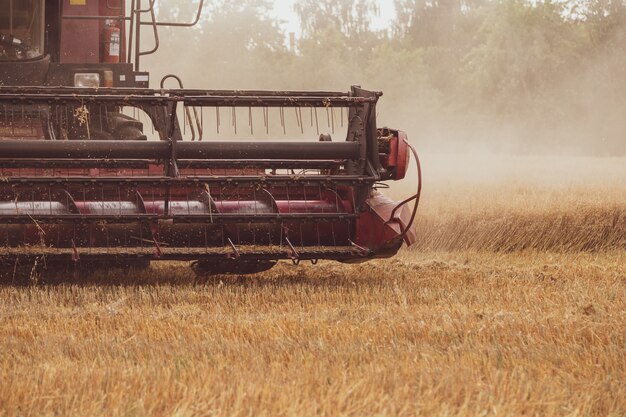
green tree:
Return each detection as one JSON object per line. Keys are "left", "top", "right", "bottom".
{"left": 148, "top": 0, "right": 287, "bottom": 88}
{"left": 462, "top": 1, "right": 589, "bottom": 113}
{"left": 294, "top": 0, "right": 378, "bottom": 39}
{"left": 394, "top": 0, "right": 485, "bottom": 47}
{"left": 288, "top": 0, "right": 384, "bottom": 89}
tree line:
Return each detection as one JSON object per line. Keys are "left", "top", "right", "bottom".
{"left": 151, "top": 0, "right": 626, "bottom": 154}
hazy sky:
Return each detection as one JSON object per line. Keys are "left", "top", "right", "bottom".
{"left": 270, "top": 0, "right": 397, "bottom": 34}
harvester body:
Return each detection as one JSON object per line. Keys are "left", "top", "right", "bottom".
{"left": 0, "top": 0, "right": 419, "bottom": 275}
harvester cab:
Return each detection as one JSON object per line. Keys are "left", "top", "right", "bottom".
{"left": 0, "top": 0, "right": 421, "bottom": 277}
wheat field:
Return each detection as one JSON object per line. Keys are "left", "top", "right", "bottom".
{"left": 0, "top": 154, "right": 624, "bottom": 417}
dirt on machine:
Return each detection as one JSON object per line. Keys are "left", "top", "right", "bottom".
{"left": 0, "top": 0, "right": 421, "bottom": 278}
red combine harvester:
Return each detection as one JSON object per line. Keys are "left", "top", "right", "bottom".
{"left": 0, "top": 0, "right": 421, "bottom": 277}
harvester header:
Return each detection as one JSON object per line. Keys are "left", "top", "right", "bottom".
{"left": 0, "top": 1, "right": 421, "bottom": 277}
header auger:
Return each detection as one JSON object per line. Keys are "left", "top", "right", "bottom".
{"left": 0, "top": 0, "right": 421, "bottom": 278}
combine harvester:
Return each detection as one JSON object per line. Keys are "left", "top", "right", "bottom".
{"left": 0, "top": 0, "right": 421, "bottom": 277}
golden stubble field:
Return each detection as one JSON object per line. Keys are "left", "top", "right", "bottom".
{"left": 0, "top": 153, "right": 624, "bottom": 417}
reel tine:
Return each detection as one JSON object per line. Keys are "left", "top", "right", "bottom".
{"left": 192, "top": 106, "right": 202, "bottom": 141}
{"left": 199, "top": 106, "right": 204, "bottom": 141}
{"left": 264, "top": 107, "right": 269, "bottom": 135}
{"left": 189, "top": 106, "right": 197, "bottom": 141}
{"left": 314, "top": 107, "right": 319, "bottom": 136}
{"left": 216, "top": 106, "right": 220, "bottom": 134}
{"left": 298, "top": 107, "right": 304, "bottom": 134}
{"left": 248, "top": 107, "right": 254, "bottom": 135}
{"left": 280, "top": 106, "right": 286, "bottom": 135}
{"left": 294, "top": 107, "right": 300, "bottom": 133}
